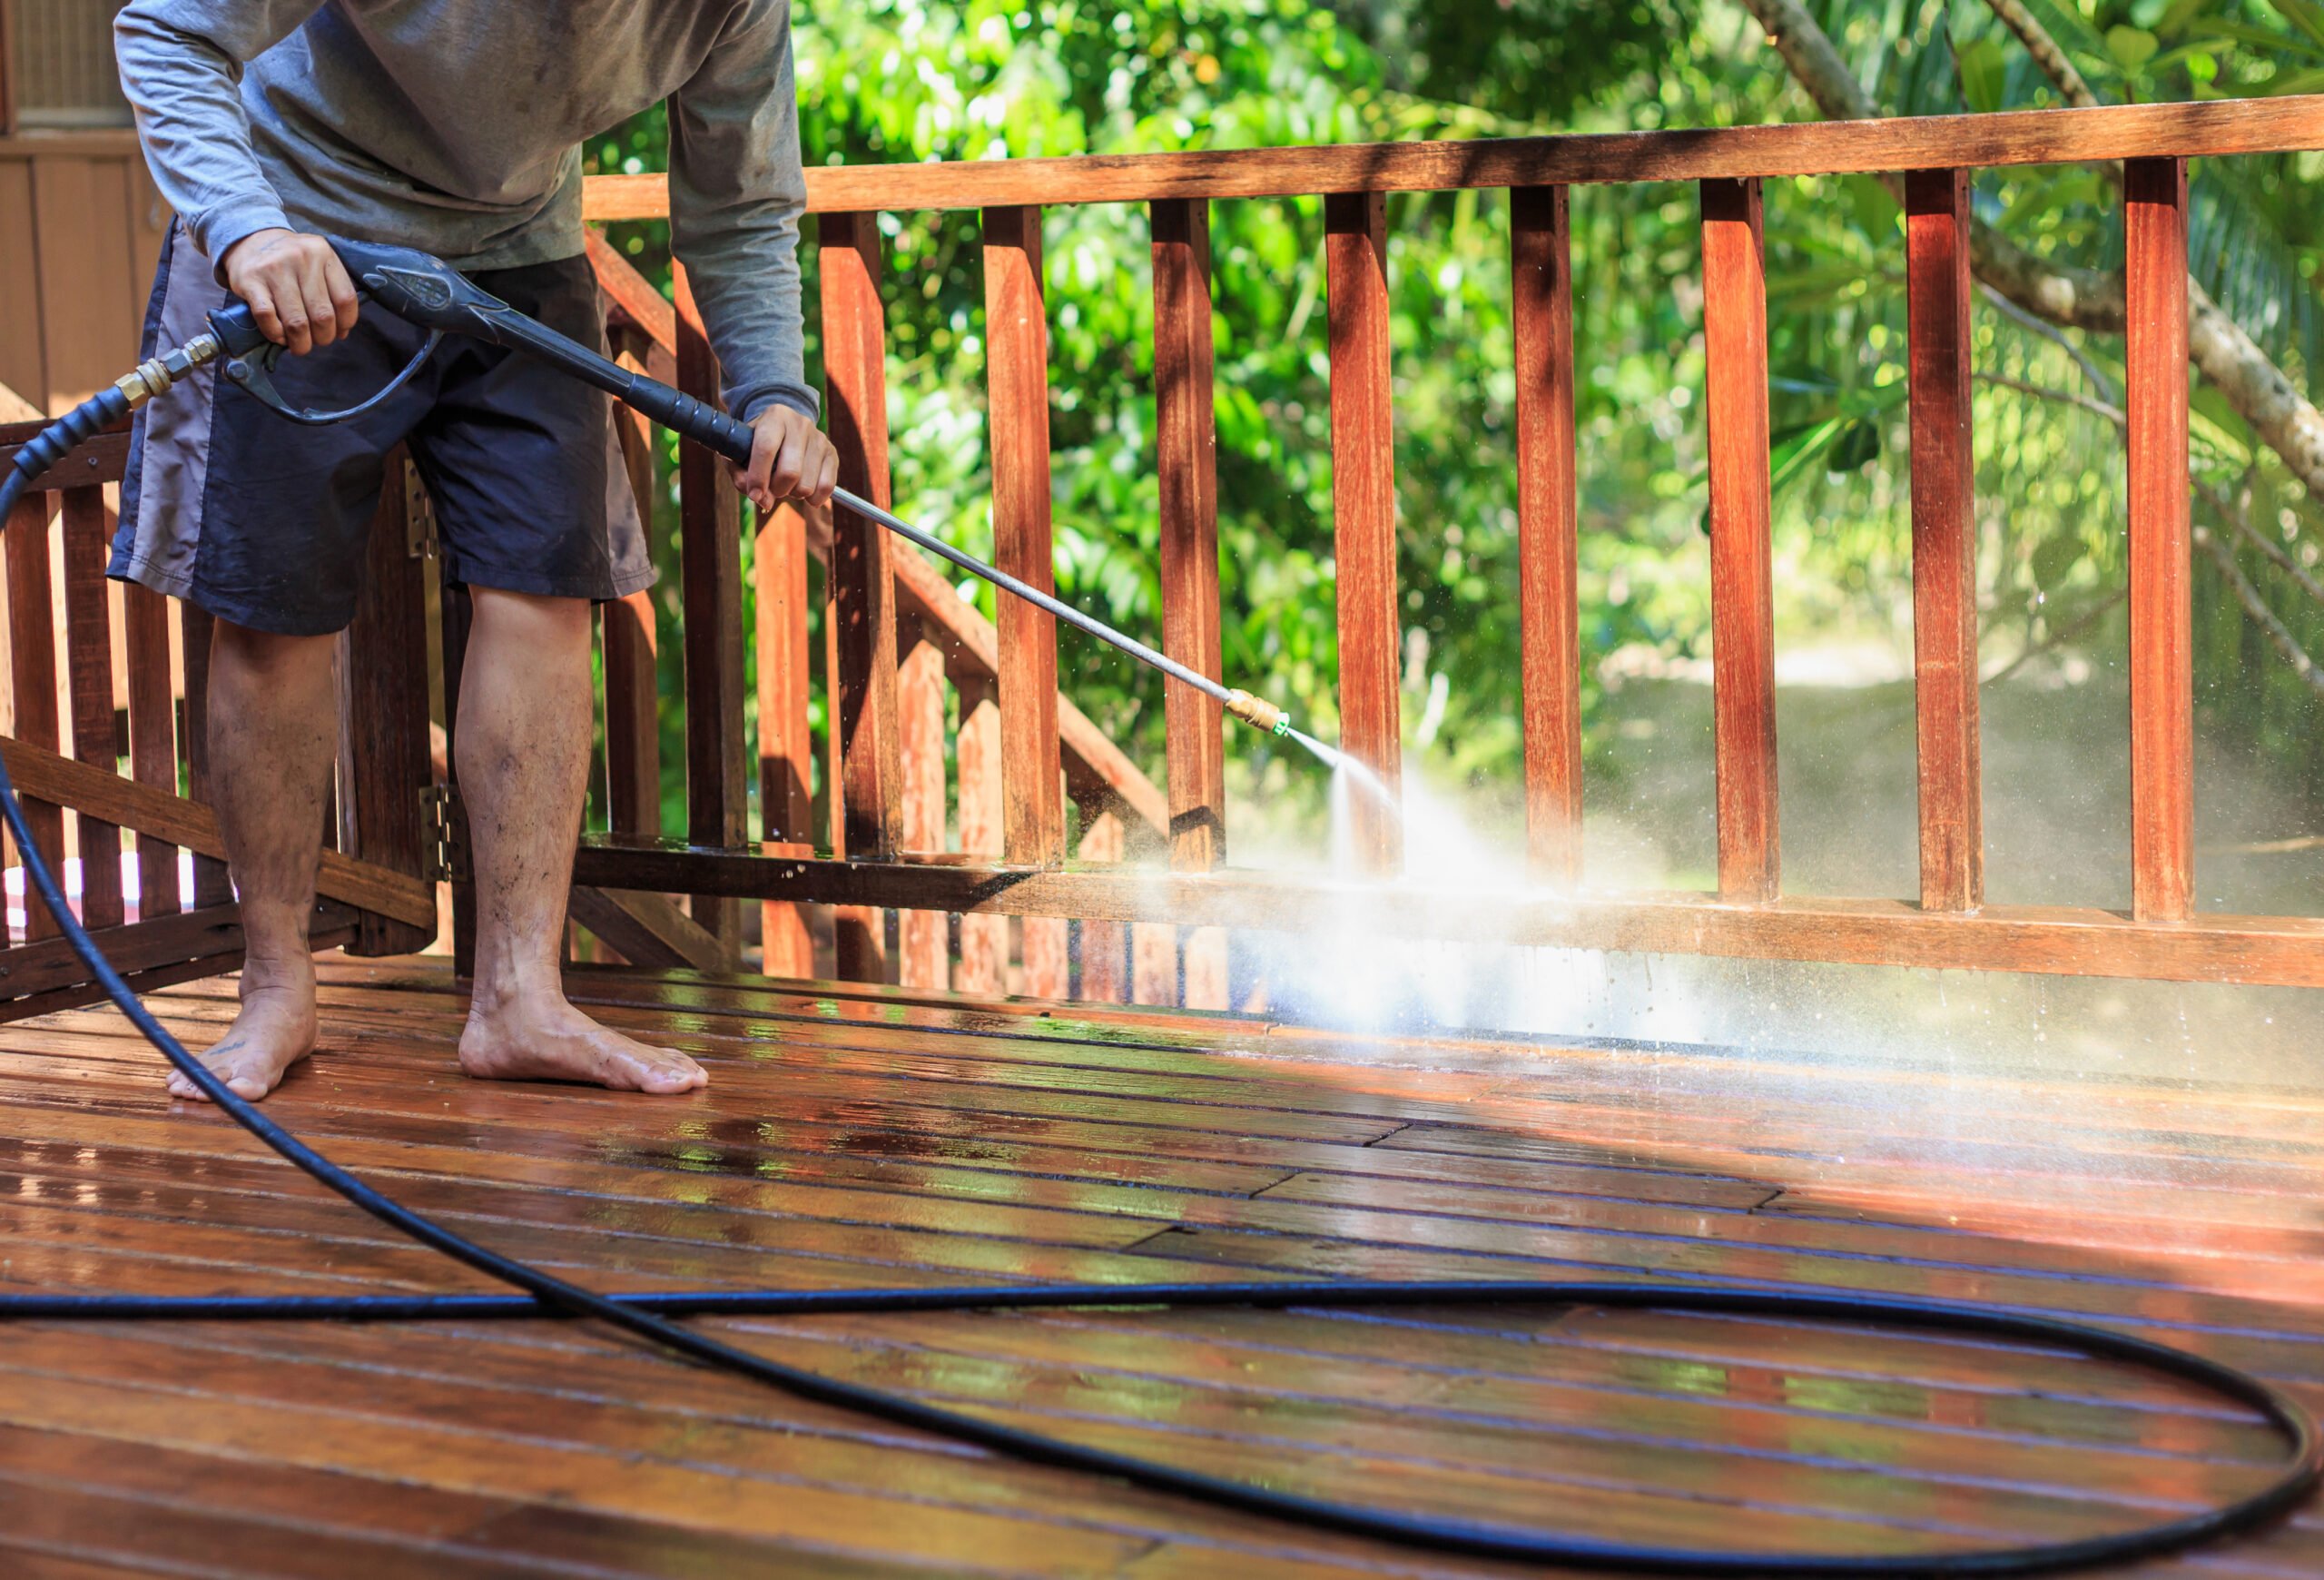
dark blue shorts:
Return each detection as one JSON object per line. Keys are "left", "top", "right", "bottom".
{"left": 112, "top": 222, "right": 655, "bottom": 637}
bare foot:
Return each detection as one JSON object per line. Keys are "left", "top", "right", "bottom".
{"left": 458, "top": 996, "right": 707, "bottom": 1094}
{"left": 168, "top": 972, "right": 318, "bottom": 1102}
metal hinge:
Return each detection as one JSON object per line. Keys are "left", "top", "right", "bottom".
{"left": 419, "top": 784, "right": 469, "bottom": 883}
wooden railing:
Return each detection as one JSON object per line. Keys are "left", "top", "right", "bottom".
{"left": 567, "top": 95, "right": 2324, "bottom": 998}
{"left": 6, "top": 96, "right": 2324, "bottom": 1023}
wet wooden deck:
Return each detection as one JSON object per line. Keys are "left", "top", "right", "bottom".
{"left": 0, "top": 957, "right": 2318, "bottom": 1576}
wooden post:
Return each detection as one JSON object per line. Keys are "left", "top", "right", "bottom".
{"left": 1512, "top": 184, "right": 1582, "bottom": 889}
{"left": 1700, "top": 177, "right": 1779, "bottom": 904}
{"left": 897, "top": 626, "right": 949, "bottom": 988}
{"left": 2124, "top": 156, "right": 2193, "bottom": 923}
{"left": 1905, "top": 168, "right": 1983, "bottom": 913}
{"left": 754, "top": 501, "right": 815, "bottom": 977}
{"left": 336, "top": 453, "right": 438, "bottom": 954}
{"left": 820, "top": 212, "right": 902, "bottom": 982}
{"left": 1324, "top": 190, "right": 1403, "bottom": 874}
{"left": 1152, "top": 196, "right": 1224, "bottom": 1006}
{"left": 602, "top": 326, "right": 662, "bottom": 842}
{"left": 121, "top": 583, "right": 178, "bottom": 920}
{"left": 59, "top": 488, "right": 121, "bottom": 930}
{"left": 984, "top": 204, "right": 1068, "bottom": 996}
{"left": 953, "top": 674, "right": 1005, "bottom": 993}
{"left": 5, "top": 488, "right": 63, "bottom": 938}
{"left": 672, "top": 263, "right": 748, "bottom": 966}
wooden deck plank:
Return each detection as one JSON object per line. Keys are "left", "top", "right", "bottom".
{"left": 0, "top": 960, "right": 2316, "bottom": 1575}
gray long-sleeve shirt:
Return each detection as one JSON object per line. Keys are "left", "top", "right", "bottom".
{"left": 113, "top": 0, "right": 816, "bottom": 420}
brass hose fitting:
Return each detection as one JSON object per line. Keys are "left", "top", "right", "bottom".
{"left": 1224, "top": 688, "right": 1290, "bottom": 736}
{"left": 113, "top": 333, "right": 224, "bottom": 410}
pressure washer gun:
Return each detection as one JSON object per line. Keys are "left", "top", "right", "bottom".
{"left": 86, "top": 236, "right": 1292, "bottom": 741}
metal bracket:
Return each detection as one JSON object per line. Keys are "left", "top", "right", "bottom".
{"left": 419, "top": 784, "right": 469, "bottom": 884}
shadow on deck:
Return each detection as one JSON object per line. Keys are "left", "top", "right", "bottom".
{"left": 0, "top": 955, "right": 2317, "bottom": 1577}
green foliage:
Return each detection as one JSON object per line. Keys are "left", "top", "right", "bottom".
{"left": 589, "top": 0, "right": 2323, "bottom": 843}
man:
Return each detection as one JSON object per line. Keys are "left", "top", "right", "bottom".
{"left": 112, "top": 2, "right": 837, "bottom": 1101}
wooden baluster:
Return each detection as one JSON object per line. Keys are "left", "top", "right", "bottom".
{"left": 2125, "top": 156, "right": 2193, "bottom": 923}
{"left": 953, "top": 673, "right": 1005, "bottom": 993}
{"left": 897, "top": 624, "right": 948, "bottom": 988}
{"left": 436, "top": 573, "right": 477, "bottom": 975}
{"left": 1700, "top": 176, "right": 1779, "bottom": 903}
{"left": 59, "top": 487, "right": 121, "bottom": 929}
{"left": 603, "top": 324, "right": 663, "bottom": 842}
{"left": 176, "top": 603, "right": 231, "bottom": 909}
{"left": 1905, "top": 168, "right": 1984, "bottom": 913}
{"left": 334, "top": 453, "right": 438, "bottom": 954}
{"left": 1512, "top": 184, "right": 1583, "bottom": 889}
{"left": 984, "top": 202, "right": 1068, "bottom": 995}
{"left": 1076, "top": 810, "right": 1128, "bottom": 1002}
{"left": 5, "top": 488, "right": 64, "bottom": 937}
{"left": 755, "top": 500, "right": 815, "bottom": 976}
{"left": 1324, "top": 190, "right": 1403, "bottom": 873}
{"left": 1152, "top": 196, "right": 1225, "bottom": 1006}
{"left": 1131, "top": 922, "right": 1178, "bottom": 1007}
{"left": 820, "top": 212, "right": 902, "bottom": 982}
{"left": 121, "top": 582, "right": 177, "bottom": 919}
{"left": 672, "top": 262, "right": 747, "bottom": 968}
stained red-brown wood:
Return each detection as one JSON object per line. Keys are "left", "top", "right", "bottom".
{"left": 10, "top": 952, "right": 2324, "bottom": 1573}
{"left": 1076, "top": 811, "right": 1128, "bottom": 1003}
{"left": 120, "top": 581, "right": 176, "bottom": 920}
{"left": 1324, "top": 190, "right": 1403, "bottom": 874}
{"left": 755, "top": 502, "right": 815, "bottom": 978}
{"left": 982, "top": 205, "right": 1066, "bottom": 873}
{"left": 819, "top": 213, "right": 902, "bottom": 983}
{"left": 5, "top": 488, "right": 64, "bottom": 939}
{"left": 2124, "top": 156, "right": 2193, "bottom": 925}
{"left": 336, "top": 456, "right": 437, "bottom": 955}
{"left": 954, "top": 676, "right": 1006, "bottom": 995}
{"left": 668, "top": 265, "right": 748, "bottom": 964}
{"left": 1700, "top": 177, "right": 1779, "bottom": 904}
{"left": 57, "top": 486, "right": 120, "bottom": 931}
{"left": 897, "top": 628, "right": 949, "bottom": 991}
{"left": 435, "top": 572, "right": 476, "bottom": 977}
{"left": 1512, "top": 184, "right": 1582, "bottom": 888}
{"left": 1905, "top": 170, "right": 1984, "bottom": 914}
{"left": 601, "top": 324, "right": 662, "bottom": 843}
{"left": 1151, "top": 199, "right": 1225, "bottom": 874}
{"left": 173, "top": 601, "right": 231, "bottom": 910}
{"left": 585, "top": 94, "right": 2324, "bottom": 219}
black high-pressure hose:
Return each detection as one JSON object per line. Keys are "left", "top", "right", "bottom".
{"left": 1, "top": 301, "right": 2317, "bottom": 1576}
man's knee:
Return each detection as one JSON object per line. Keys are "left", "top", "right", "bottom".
{"left": 212, "top": 618, "right": 338, "bottom": 677}
{"left": 467, "top": 587, "right": 594, "bottom": 645}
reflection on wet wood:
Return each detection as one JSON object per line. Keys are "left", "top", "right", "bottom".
{"left": 0, "top": 953, "right": 2316, "bottom": 1576}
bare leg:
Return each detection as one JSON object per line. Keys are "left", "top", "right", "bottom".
{"left": 453, "top": 588, "right": 705, "bottom": 1093}
{"left": 168, "top": 623, "right": 335, "bottom": 1101}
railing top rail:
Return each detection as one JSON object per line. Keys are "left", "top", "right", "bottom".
{"left": 585, "top": 94, "right": 2324, "bottom": 221}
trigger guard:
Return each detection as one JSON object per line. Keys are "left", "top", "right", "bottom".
{"left": 224, "top": 329, "right": 444, "bottom": 427}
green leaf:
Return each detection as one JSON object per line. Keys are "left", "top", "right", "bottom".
{"left": 1828, "top": 418, "right": 1882, "bottom": 473}
{"left": 1957, "top": 36, "right": 2007, "bottom": 114}
{"left": 2273, "top": 0, "right": 2324, "bottom": 49}
{"left": 2032, "top": 532, "right": 2086, "bottom": 593}
{"left": 2107, "top": 25, "right": 2161, "bottom": 71}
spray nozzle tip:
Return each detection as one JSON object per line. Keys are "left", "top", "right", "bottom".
{"left": 1224, "top": 688, "right": 1289, "bottom": 736}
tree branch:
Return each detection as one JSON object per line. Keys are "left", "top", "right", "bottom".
{"left": 2196, "top": 477, "right": 2324, "bottom": 608}
{"left": 2193, "top": 526, "right": 2324, "bottom": 696}
{"left": 1978, "top": 281, "right": 2115, "bottom": 404}
{"left": 1974, "top": 370, "right": 2124, "bottom": 427}
{"left": 1984, "top": 0, "right": 2099, "bottom": 108}
{"left": 1730, "top": 0, "right": 2324, "bottom": 504}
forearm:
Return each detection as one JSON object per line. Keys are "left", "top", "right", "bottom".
{"left": 114, "top": 3, "right": 319, "bottom": 266}
{"left": 674, "top": 211, "right": 817, "bottom": 422}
